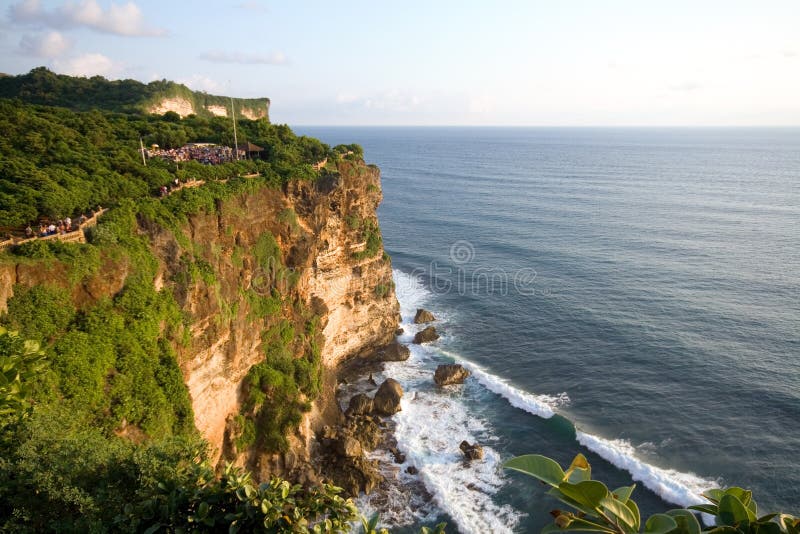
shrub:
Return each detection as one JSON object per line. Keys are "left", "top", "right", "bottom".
{"left": 504, "top": 453, "right": 800, "bottom": 534}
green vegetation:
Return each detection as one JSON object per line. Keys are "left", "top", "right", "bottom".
{"left": 374, "top": 284, "right": 391, "bottom": 298}
{"left": 0, "top": 81, "right": 333, "bottom": 228}
{"left": 504, "top": 453, "right": 799, "bottom": 534}
{"left": 238, "top": 313, "right": 323, "bottom": 453}
{"left": 352, "top": 218, "right": 383, "bottom": 260}
{"left": 0, "top": 66, "right": 270, "bottom": 120}
{"left": 0, "top": 327, "right": 46, "bottom": 430}
{"left": 0, "top": 69, "right": 384, "bottom": 531}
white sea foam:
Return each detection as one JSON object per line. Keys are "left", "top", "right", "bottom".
{"left": 575, "top": 431, "right": 717, "bottom": 508}
{"left": 392, "top": 390, "right": 522, "bottom": 534}
{"left": 439, "top": 349, "right": 570, "bottom": 419}
{"left": 389, "top": 268, "right": 717, "bottom": 525}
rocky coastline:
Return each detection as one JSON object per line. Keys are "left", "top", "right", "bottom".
{"left": 313, "top": 307, "right": 476, "bottom": 524}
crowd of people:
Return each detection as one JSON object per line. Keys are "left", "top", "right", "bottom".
{"left": 147, "top": 143, "right": 242, "bottom": 165}
{"left": 26, "top": 212, "right": 94, "bottom": 238}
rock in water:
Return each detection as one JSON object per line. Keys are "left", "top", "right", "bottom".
{"left": 373, "top": 378, "right": 403, "bottom": 415}
{"left": 414, "top": 308, "right": 436, "bottom": 324}
{"left": 459, "top": 440, "right": 484, "bottom": 461}
{"left": 374, "top": 341, "right": 410, "bottom": 361}
{"left": 434, "top": 364, "right": 470, "bottom": 386}
{"left": 413, "top": 326, "right": 439, "bottom": 344}
{"left": 345, "top": 393, "right": 373, "bottom": 416}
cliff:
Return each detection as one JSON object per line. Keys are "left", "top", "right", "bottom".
{"left": 0, "top": 67, "right": 270, "bottom": 120}
{"left": 0, "top": 159, "right": 397, "bottom": 481}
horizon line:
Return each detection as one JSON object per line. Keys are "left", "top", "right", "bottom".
{"left": 287, "top": 124, "right": 800, "bottom": 129}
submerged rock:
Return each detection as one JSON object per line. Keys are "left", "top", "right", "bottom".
{"left": 434, "top": 364, "right": 470, "bottom": 386}
{"left": 373, "top": 378, "right": 403, "bottom": 415}
{"left": 459, "top": 440, "right": 484, "bottom": 461}
{"left": 414, "top": 308, "right": 436, "bottom": 324}
{"left": 374, "top": 341, "right": 410, "bottom": 361}
{"left": 413, "top": 326, "right": 439, "bottom": 344}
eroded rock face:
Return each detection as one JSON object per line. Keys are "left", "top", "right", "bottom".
{"left": 434, "top": 364, "right": 470, "bottom": 386}
{"left": 373, "top": 378, "right": 403, "bottom": 416}
{"left": 414, "top": 308, "right": 436, "bottom": 324}
{"left": 345, "top": 393, "right": 373, "bottom": 416}
{"left": 1, "top": 159, "right": 399, "bottom": 486}
{"left": 413, "top": 326, "right": 439, "bottom": 344}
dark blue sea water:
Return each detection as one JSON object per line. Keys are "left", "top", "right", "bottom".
{"left": 297, "top": 127, "right": 800, "bottom": 532}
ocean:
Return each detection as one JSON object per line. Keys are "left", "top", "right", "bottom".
{"left": 296, "top": 127, "right": 800, "bottom": 532}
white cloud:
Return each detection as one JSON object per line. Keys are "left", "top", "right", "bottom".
{"left": 19, "top": 31, "right": 71, "bottom": 57}
{"left": 9, "top": 0, "right": 166, "bottom": 37}
{"left": 199, "top": 50, "right": 288, "bottom": 65}
{"left": 177, "top": 74, "right": 222, "bottom": 93}
{"left": 53, "top": 52, "right": 119, "bottom": 77}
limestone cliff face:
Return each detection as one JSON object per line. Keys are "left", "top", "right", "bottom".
{"left": 0, "top": 159, "right": 398, "bottom": 479}
{"left": 147, "top": 96, "right": 270, "bottom": 120}
{"left": 148, "top": 160, "right": 398, "bottom": 472}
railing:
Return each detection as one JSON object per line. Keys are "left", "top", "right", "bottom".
{"left": 0, "top": 208, "right": 108, "bottom": 250}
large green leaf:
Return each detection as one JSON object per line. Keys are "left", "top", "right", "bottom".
{"left": 547, "top": 488, "right": 601, "bottom": 518}
{"left": 612, "top": 485, "right": 636, "bottom": 505}
{"left": 626, "top": 498, "right": 641, "bottom": 532}
{"left": 718, "top": 494, "right": 751, "bottom": 526}
{"left": 644, "top": 514, "right": 678, "bottom": 534}
{"left": 557, "top": 480, "right": 609, "bottom": 511}
{"left": 723, "top": 487, "right": 753, "bottom": 508}
{"left": 600, "top": 495, "right": 638, "bottom": 530}
{"left": 751, "top": 520, "right": 782, "bottom": 534}
{"left": 504, "top": 455, "right": 566, "bottom": 487}
{"left": 542, "top": 516, "right": 617, "bottom": 534}
{"left": 667, "top": 509, "right": 702, "bottom": 534}
{"left": 565, "top": 454, "right": 592, "bottom": 483}
{"left": 702, "top": 489, "right": 726, "bottom": 504}
{"left": 688, "top": 504, "right": 718, "bottom": 515}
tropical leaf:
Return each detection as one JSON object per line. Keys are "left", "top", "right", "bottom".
{"left": 557, "top": 480, "right": 609, "bottom": 511}
{"left": 666, "top": 509, "right": 702, "bottom": 534}
{"left": 504, "top": 455, "right": 566, "bottom": 486}
{"left": 644, "top": 513, "right": 678, "bottom": 534}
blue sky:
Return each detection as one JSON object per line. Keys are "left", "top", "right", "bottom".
{"left": 1, "top": 0, "right": 799, "bottom": 126}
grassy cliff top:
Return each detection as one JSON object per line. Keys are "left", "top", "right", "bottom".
{"left": 0, "top": 67, "right": 270, "bottom": 120}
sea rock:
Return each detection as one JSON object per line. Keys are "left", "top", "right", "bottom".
{"left": 345, "top": 393, "right": 373, "bottom": 416}
{"left": 434, "top": 364, "right": 470, "bottom": 386}
{"left": 374, "top": 341, "right": 410, "bottom": 361}
{"left": 373, "top": 378, "right": 403, "bottom": 415}
{"left": 337, "top": 436, "right": 363, "bottom": 458}
{"left": 406, "top": 466, "right": 418, "bottom": 475}
{"left": 395, "top": 328, "right": 404, "bottom": 336}
{"left": 413, "top": 326, "right": 439, "bottom": 344}
{"left": 389, "top": 446, "right": 406, "bottom": 464}
{"left": 459, "top": 440, "right": 484, "bottom": 461}
{"left": 414, "top": 308, "right": 436, "bottom": 324}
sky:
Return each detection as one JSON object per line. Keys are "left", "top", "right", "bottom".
{"left": 1, "top": 0, "right": 799, "bottom": 126}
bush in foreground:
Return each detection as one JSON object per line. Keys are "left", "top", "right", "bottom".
{"left": 504, "top": 453, "right": 799, "bottom": 534}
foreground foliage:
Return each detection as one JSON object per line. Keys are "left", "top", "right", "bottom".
{"left": 504, "top": 454, "right": 799, "bottom": 534}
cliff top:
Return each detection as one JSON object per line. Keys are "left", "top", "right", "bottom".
{"left": 0, "top": 66, "right": 270, "bottom": 120}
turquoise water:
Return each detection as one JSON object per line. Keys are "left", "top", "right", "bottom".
{"left": 298, "top": 127, "right": 800, "bottom": 532}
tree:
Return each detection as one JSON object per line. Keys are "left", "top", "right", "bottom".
{"left": 0, "top": 327, "right": 47, "bottom": 430}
